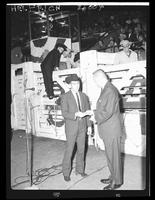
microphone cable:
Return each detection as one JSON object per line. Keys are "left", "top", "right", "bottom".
{"left": 11, "top": 163, "right": 63, "bottom": 188}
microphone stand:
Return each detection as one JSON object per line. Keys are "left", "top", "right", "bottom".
{"left": 24, "top": 87, "right": 39, "bottom": 189}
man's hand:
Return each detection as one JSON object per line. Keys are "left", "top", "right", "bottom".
{"left": 75, "top": 112, "right": 85, "bottom": 118}
{"left": 85, "top": 110, "right": 96, "bottom": 123}
{"left": 87, "top": 126, "right": 92, "bottom": 135}
{"left": 89, "top": 114, "right": 96, "bottom": 123}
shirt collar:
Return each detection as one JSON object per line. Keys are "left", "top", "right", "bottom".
{"left": 123, "top": 49, "right": 132, "bottom": 57}
{"left": 71, "top": 90, "right": 79, "bottom": 95}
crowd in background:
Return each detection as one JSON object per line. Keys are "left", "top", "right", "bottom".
{"left": 80, "top": 10, "right": 147, "bottom": 60}
{"left": 11, "top": 9, "right": 147, "bottom": 64}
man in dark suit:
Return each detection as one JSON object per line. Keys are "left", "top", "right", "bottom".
{"left": 41, "top": 43, "right": 67, "bottom": 99}
{"left": 89, "top": 69, "right": 123, "bottom": 190}
{"left": 61, "top": 74, "right": 92, "bottom": 181}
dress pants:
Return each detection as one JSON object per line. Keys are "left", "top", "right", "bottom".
{"left": 62, "top": 121, "right": 86, "bottom": 177}
{"left": 41, "top": 65, "right": 54, "bottom": 97}
{"left": 103, "top": 136, "right": 122, "bottom": 185}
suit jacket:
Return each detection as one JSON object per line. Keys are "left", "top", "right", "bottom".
{"left": 61, "top": 90, "right": 91, "bottom": 133}
{"left": 41, "top": 48, "right": 61, "bottom": 71}
{"left": 94, "top": 81, "right": 123, "bottom": 140}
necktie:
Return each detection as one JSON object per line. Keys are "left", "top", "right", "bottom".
{"left": 76, "top": 93, "right": 82, "bottom": 111}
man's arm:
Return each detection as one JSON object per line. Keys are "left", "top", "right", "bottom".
{"left": 94, "top": 89, "right": 117, "bottom": 125}
{"left": 84, "top": 94, "right": 92, "bottom": 127}
{"left": 61, "top": 94, "right": 76, "bottom": 120}
{"left": 54, "top": 52, "right": 61, "bottom": 69}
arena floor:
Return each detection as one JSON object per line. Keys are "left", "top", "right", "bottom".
{"left": 10, "top": 130, "right": 146, "bottom": 191}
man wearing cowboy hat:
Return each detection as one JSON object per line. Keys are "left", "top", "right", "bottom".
{"left": 61, "top": 74, "right": 92, "bottom": 181}
{"left": 114, "top": 40, "right": 138, "bottom": 65}
{"left": 41, "top": 43, "right": 68, "bottom": 99}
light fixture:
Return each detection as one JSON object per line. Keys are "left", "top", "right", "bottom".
{"left": 59, "top": 21, "right": 65, "bottom": 25}
{"left": 48, "top": 16, "right": 54, "bottom": 22}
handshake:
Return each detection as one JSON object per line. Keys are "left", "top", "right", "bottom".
{"left": 75, "top": 110, "right": 96, "bottom": 122}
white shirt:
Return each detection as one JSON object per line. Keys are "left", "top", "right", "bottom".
{"left": 71, "top": 90, "right": 82, "bottom": 111}
{"left": 114, "top": 50, "right": 138, "bottom": 65}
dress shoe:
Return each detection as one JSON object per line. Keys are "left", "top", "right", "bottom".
{"left": 103, "top": 183, "right": 122, "bottom": 190}
{"left": 75, "top": 172, "right": 88, "bottom": 177}
{"left": 100, "top": 178, "right": 112, "bottom": 184}
{"left": 64, "top": 176, "right": 71, "bottom": 182}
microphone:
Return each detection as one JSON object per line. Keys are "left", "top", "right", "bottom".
{"left": 25, "top": 88, "right": 35, "bottom": 91}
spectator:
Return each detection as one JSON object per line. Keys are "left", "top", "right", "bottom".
{"left": 114, "top": 40, "right": 138, "bottom": 64}
{"left": 105, "top": 37, "right": 119, "bottom": 53}
{"left": 63, "top": 49, "right": 79, "bottom": 69}
{"left": 119, "top": 33, "right": 127, "bottom": 42}
{"left": 131, "top": 26, "right": 141, "bottom": 45}
{"left": 134, "top": 34, "right": 146, "bottom": 60}
{"left": 126, "top": 25, "right": 135, "bottom": 41}
{"left": 80, "top": 11, "right": 146, "bottom": 55}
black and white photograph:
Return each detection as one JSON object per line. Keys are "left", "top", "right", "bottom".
{"left": 6, "top": 2, "right": 150, "bottom": 198}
